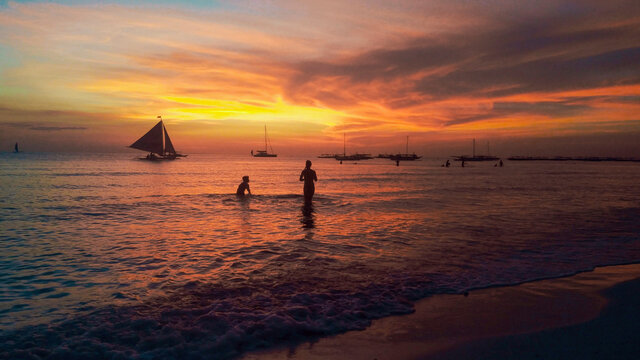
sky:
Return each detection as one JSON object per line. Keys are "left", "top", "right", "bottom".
{"left": 0, "top": 0, "right": 639, "bottom": 156}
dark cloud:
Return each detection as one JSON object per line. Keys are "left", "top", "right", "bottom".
{"left": 445, "top": 101, "right": 591, "bottom": 126}
{"left": 287, "top": 4, "right": 640, "bottom": 108}
{"left": 28, "top": 126, "right": 87, "bottom": 131}
{"left": 419, "top": 46, "right": 640, "bottom": 100}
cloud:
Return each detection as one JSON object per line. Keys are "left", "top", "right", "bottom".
{"left": 28, "top": 126, "right": 87, "bottom": 131}
{"left": 0, "top": 0, "right": 639, "bottom": 154}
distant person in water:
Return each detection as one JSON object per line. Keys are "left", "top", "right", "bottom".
{"left": 499, "top": 160, "right": 503, "bottom": 167}
{"left": 236, "top": 175, "right": 251, "bottom": 197}
{"left": 299, "top": 160, "right": 317, "bottom": 202}
{"left": 446, "top": 160, "right": 450, "bottom": 167}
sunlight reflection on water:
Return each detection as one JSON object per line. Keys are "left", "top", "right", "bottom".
{"left": 1, "top": 153, "right": 640, "bottom": 358}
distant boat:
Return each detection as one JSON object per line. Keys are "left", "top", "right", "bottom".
{"left": 376, "top": 153, "right": 392, "bottom": 159}
{"left": 130, "top": 116, "right": 186, "bottom": 160}
{"left": 14, "top": 142, "right": 19, "bottom": 153}
{"left": 335, "top": 153, "right": 374, "bottom": 161}
{"left": 453, "top": 139, "right": 499, "bottom": 162}
{"left": 389, "top": 136, "right": 422, "bottom": 161}
{"left": 252, "top": 125, "right": 277, "bottom": 157}
{"left": 508, "top": 156, "right": 640, "bottom": 162}
{"left": 335, "top": 133, "right": 372, "bottom": 161}
{"left": 318, "top": 153, "right": 339, "bottom": 159}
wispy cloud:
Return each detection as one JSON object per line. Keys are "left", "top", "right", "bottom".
{"left": 0, "top": 0, "right": 639, "bottom": 153}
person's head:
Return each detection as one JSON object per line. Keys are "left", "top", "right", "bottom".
{"left": 242, "top": 175, "right": 249, "bottom": 182}
{"left": 305, "top": 160, "right": 312, "bottom": 168}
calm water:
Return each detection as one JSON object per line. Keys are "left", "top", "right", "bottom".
{"left": 1, "top": 153, "right": 640, "bottom": 358}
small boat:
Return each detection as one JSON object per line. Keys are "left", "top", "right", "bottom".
{"left": 453, "top": 139, "right": 499, "bottom": 161}
{"left": 376, "top": 153, "right": 391, "bottom": 159}
{"left": 318, "top": 153, "right": 339, "bottom": 158}
{"left": 129, "top": 116, "right": 186, "bottom": 160}
{"left": 252, "top": 125, "right": 277, "bottom": 157}
{"left": 334, "top": 133, "right": 372, "bottom": 161}
{"left": 390, "top": 153, "right": 421, "bottom": 161}
{"left": 335, "top": 153, "right": 374, "bottom": 161}
{"left": 389, "top": 136, "right": 422, "bottom": 161}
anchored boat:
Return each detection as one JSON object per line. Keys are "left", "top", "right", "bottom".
{"left": 252, "top": 125, "right": 277, "bottom": 157}
{"left": 389, "top": 136, "right": 422, "bottom": 161}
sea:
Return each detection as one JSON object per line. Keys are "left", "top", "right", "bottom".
{"left": 1, "top": 153, "right": 640, "bottom": 359}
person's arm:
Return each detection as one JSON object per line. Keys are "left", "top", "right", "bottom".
{"left": 299, "top": 170, "right": 305, "bottom": 181}
{"left": 247, "top": 184, "right": 251, "bottom": 196}
{"left": 313, "top": 171, "right": 318, "bottom": 182}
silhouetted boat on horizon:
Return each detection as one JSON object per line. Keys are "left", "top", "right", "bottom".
{"left": 335, "top": 133, "right": 372, "bottom": 161}
{"left": 508, "top": 156, "right": 640, "bottom": 162}
{"left": 252, "top": 125, "right": 277, "bottom": 157}
{"left": 389, "top": 136, "right": 422, "bottom": 161}
{"left": 453, "top": 139, "right": 499, "bottom": 162}
{"left": 318, "top": 153, "right": 339, "bottom": 158}
{"left": 129, "top": 116, "right": 186, "bottom": 160}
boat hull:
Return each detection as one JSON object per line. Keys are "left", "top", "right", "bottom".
{"left": 453, "top": 156, "right": 500, "bottom": 161}
{"left": 138, "top": 156, "right": 179, "bottom": 161}
{"left": 335, "top": 154, "right": 373, "bottom": 161}
{"left": 389, "top": 154, "right": 422, "bottom": 161}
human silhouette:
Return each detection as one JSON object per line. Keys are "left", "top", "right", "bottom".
{"left": 446, "top": 160, "right": 450, "bottom": 167}
{"left": 499, "top": 159, "right": 503, "bottom": 167}
{"left": 236, "top": 175, "right": 251, "bottom": 197}
{"left": 299, "top": 160, "right": 317, "bottom": 202}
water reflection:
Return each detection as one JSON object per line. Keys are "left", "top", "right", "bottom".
{"left": 300, "top": 201, "right": 315, "bottom": 229}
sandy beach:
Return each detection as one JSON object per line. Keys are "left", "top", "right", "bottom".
{"left": 243, "top": 263, "right": 640, "bottom": 360}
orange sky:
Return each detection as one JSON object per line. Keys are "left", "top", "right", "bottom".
{"left": 0, "top": 0, "right": 639, "bottom": 156}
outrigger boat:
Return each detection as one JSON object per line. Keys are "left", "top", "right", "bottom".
{"left": 389, "top": 136, "right": 422, "bottom": 161}
{"left": 335, "top": 133, "right": 372, "bottom": 161}
{"left": 453, "top": 139, "right": 499, "bottom": 162}
{"left": 129, "top": 116, "right": 186, "bottom": 160}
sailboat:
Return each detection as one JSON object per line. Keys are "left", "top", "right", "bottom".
{"left": 335, "top": 133, "right": 372, "bottom": 161}
{"left": 453, "top": 139, "right": 499, "bottom": 162}
{"left": 129, "top": 116, "right": 186, "bottom": 160}
{"left": 389, "top": 136, "right": 422, "bottom": 161}
{"left": 252, "top": 125, "right": 277, "bottom": 157}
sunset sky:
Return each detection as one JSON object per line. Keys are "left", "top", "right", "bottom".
{"left": 0, "top": 0, "right": 639, "bottom": 156}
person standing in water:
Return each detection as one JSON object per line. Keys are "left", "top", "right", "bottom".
{"left": 299, "top": 160, "right": 317, "bottom": 202}
{"left": 236, "top": 175, "right": 252, "bottom": 197}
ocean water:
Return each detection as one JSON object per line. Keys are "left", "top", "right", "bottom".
{"left": 1, "top": 153, "right": 640, "bottom": 359}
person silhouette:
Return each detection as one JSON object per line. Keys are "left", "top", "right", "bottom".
{"left": 236, "top": 175, "right": 251, "bottom": 197}
{"left": 299, "top": 160, "right": 317, "bottom": 202}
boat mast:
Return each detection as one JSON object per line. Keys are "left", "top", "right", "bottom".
{"left": 158, "top": 115, "right": 164, "bottom": 156}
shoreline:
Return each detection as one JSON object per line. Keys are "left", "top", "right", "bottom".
{"left": 242, "top": 263, "right": 640, "bottom": 359}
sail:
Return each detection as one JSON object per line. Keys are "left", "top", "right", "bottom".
{"left": 163, "top": 124, "right": 176, "bottom": 155}
{"left": 130, "top": 121, "right": 163, "bottom": 154}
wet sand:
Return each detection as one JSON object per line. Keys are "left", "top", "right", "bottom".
{"left": 242, "top": 263, "right": 640, "bottom": 360}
